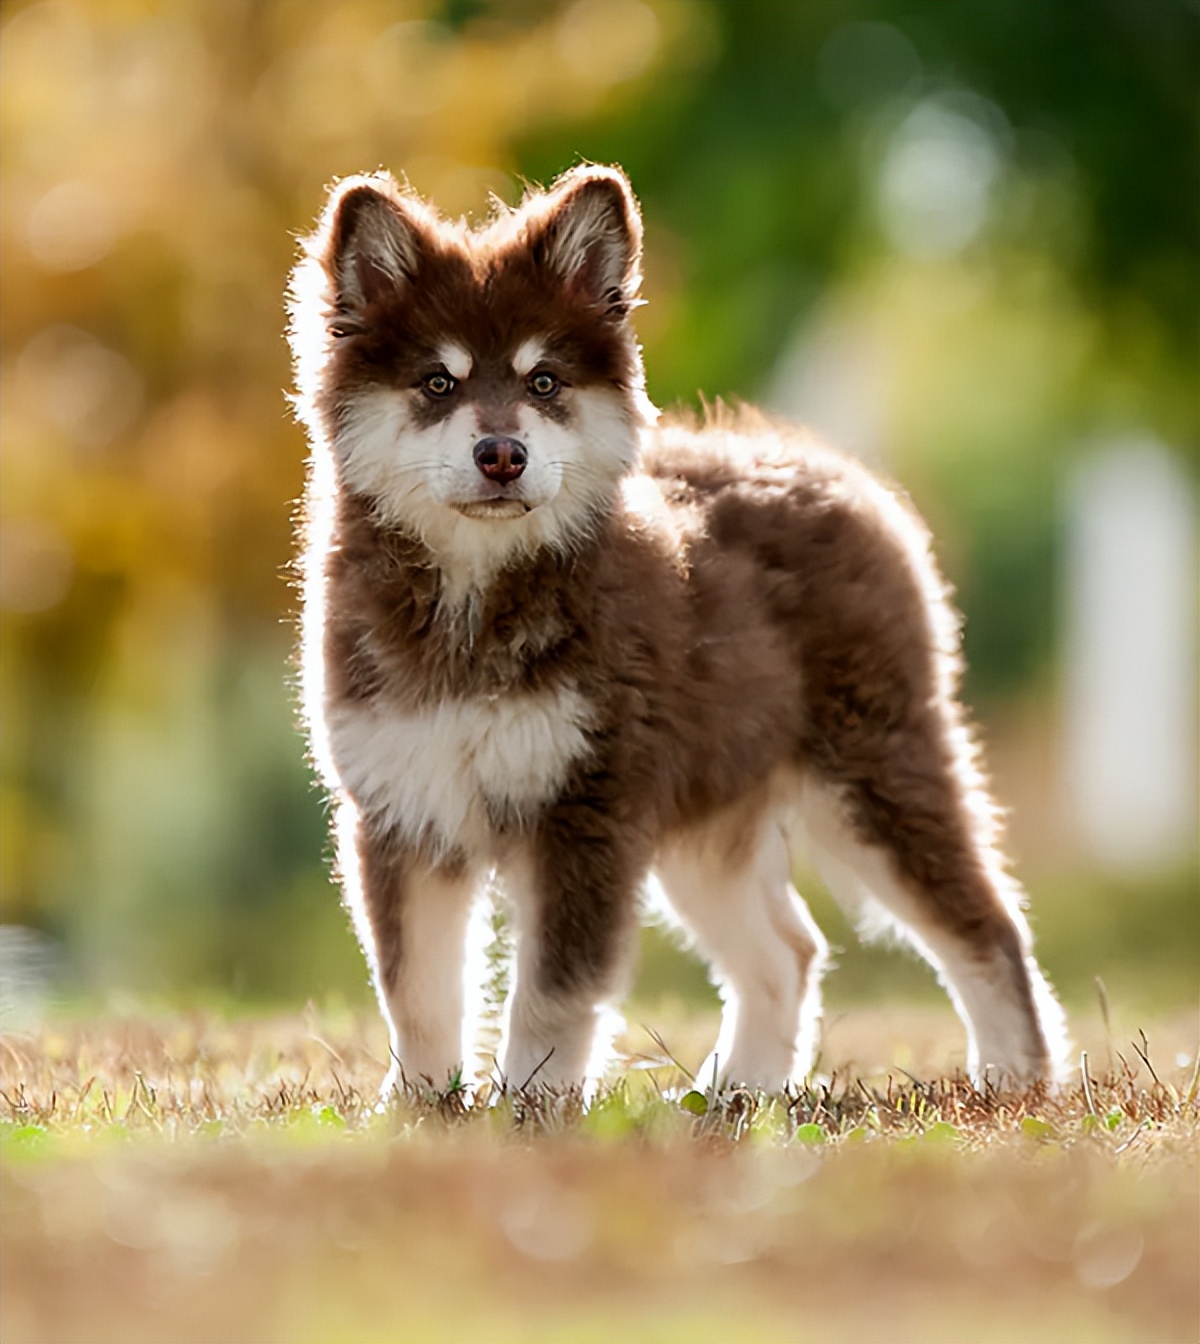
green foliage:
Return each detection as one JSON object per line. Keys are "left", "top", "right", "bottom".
{"left": 0, "top": 0, "right": 1195, "bottom": 1002}
{"left": 678, "top": 1090, "right": 708, "bottom": 1117}
{"left": 1019, "top": 1114, "right": 1057, "bottom": 1141}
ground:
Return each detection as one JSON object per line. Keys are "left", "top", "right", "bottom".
{"left": 1, "top": 1003, "right": 1197, "bottom": 1344}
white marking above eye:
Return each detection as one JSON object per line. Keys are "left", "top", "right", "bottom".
{"left": 438, "top": 343, "right": 473, "bottom": 380}
{"left": 511, "top": 338, "right": 547, "bottom": 377}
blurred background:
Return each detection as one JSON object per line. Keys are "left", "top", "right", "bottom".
{"left": 1, "top": 0, "right": 1196, "bottom": 1028}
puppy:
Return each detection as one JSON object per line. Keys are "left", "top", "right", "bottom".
{"left": 287, "top": 164, "right": 1067, "bottom": 1094}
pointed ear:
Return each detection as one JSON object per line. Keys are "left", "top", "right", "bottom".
{"left": 320, "top": 176, "right": 431, "bottom": 329}
{"left": 530, "top": 166, "right": 643, "bottom": 318}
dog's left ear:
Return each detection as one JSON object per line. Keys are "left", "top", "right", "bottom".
{"left": 530, "top": 166, "right": 643, "bottom": 318}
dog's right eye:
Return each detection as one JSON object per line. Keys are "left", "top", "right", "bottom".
{"left": 421, "top": 372, "right": 457, "bottom": 399}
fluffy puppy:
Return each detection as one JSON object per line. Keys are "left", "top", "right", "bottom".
{"left": 287, "top": 164, "right": 1067, "bottom": 1094}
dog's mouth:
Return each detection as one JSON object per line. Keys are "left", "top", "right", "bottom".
{"left": 452, "top": 498, "right": 533, "bottom": 521}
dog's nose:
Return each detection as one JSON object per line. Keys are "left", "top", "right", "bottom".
{"left": 473, "top": 435, "right": 527, "bottom": 485}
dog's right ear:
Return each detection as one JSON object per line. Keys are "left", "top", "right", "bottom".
{"left": 320, "top": 176, "right": 431, "bottom": 331}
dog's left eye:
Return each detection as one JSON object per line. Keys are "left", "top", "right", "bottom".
{"left": 528, "top": 371, "right": 561, "bottom": 399}
{"left": 421, "top": 372, "right": 457, "bottom": 398}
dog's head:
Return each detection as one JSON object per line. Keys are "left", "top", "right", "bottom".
{"left": 289, "top": 165, "right": 655, "bottom": 579}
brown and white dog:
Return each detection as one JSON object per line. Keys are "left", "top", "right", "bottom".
{"left": 287, "top": 164, "right": 1067, "bottom": 1095}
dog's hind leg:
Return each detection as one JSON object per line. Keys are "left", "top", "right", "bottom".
{"left": 655, "top": 798, "right": 828, "bottom": 1092}
{"left": 800, "top": 745, "right": 1068, "bottom": 1087}
{"left": 786, "top": 482, "right": 1068, "bottom": 1087}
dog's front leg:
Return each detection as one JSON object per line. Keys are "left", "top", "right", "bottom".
{"left": 339, "top": 803, "right": 482, "bottom": 1095}
{"left": 499, "top": 801, "right": 644, "bottom": 1092}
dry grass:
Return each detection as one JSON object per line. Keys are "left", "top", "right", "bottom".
{"left": 2, "top": 1004, "right": 1197, "bottom": 1344}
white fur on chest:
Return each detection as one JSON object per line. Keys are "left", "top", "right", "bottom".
{"left": 326, "top": 684, "right": 595, "bottom": 855}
